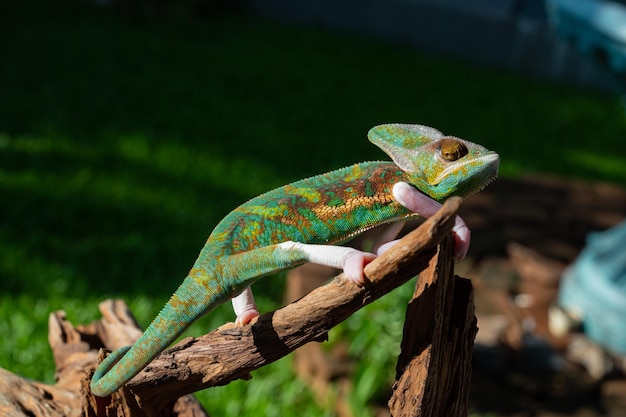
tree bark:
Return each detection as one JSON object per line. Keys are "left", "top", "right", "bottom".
{"left": 388, "top": 235, "right": 478, "bottom": 417}
{"left": 0, "top": 197, "right": 471, "bottom": 417}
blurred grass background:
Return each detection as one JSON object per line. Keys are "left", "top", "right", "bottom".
{"left": 1, "top": 1, "right": 626, "bottom": 415}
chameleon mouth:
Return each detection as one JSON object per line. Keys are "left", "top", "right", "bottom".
{"left": 431, "top": 152, "right": 500, "bottom": 185}
{"left": 462, "top": 154, "right": 500, "bottom": 197}
{"left": 469, "top": 170, "right": 498, "bottom": 195}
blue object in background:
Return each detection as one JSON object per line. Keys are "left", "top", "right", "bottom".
{"left": 558, "top": 219, "right": 626, "bottom": 355}
{"left": 546, "top": 0, "right": 626, "bottom": 72}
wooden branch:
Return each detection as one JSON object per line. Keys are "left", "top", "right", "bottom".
{"left": 0, "top": 197, "right": 464, "bottom": 417}
{"left": 115, "top": 197, "right": 462, "bottom": 411}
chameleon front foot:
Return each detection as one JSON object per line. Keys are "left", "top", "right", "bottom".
{"left": 392, "top": 182, "right": 470, "bottom": 261}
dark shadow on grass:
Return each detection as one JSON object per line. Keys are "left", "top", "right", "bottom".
{"left": 2, "top": 1, "right": 626, "bottom": 302}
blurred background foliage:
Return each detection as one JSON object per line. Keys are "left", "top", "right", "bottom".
{"left": 1, "top": 0, "right": 626, "bottom": 415}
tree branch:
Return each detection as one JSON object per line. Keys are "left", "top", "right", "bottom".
{"left": 93, "top": 197, "right": 462, "bottom": 411}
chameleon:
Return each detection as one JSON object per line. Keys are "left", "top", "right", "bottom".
{"left": 90, "top": 123, "right": 499, "bottom": 397}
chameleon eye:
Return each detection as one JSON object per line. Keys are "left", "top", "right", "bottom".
{"left": 439, "top": 138, "right": 468, "bottom": 161}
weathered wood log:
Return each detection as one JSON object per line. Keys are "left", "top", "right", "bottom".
{"left": 389, "top": 234, "right": 478, "bottom": 417}
{"left": 0, "top": 305, "right": 208, "bottom": 417}
{"left": 0, "top": 197, "right": 468, "bottom": 417}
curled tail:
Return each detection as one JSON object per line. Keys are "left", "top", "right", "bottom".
{"left": 90, "top": 275, "right": 227, "bottom": 397}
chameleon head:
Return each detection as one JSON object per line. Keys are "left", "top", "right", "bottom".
{"left": 368, "top": 123, "right": 500, "bottom": 201}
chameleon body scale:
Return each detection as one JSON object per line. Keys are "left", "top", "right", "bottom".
{"left": 90, "top": 124, "right": 499, "bottom": 397}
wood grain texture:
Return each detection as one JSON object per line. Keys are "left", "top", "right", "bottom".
{"left": 389, "top": 227, "right": 477, "bottom": 417}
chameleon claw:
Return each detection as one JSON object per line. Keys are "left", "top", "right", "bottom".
{"left": 235, "top": 307, "right": 260, "bottom": 326}
{"left": 342, "top": 250, "right": 377, "bottom": 286}
{"left": 452, "top": 220, "right": 470, "bottom": 261}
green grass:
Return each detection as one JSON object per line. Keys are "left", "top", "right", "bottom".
{"left": 1, "top": 1, "right": 626, "bottom": 415}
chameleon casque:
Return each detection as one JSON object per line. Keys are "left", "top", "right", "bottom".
{"left": 90, "top": 123, "right": 500, "bottom": 397}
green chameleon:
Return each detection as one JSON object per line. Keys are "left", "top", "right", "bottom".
{"left": 90, "top": 123, "right": 499, "bottom": 397}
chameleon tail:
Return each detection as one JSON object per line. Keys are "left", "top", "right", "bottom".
{"left": 90, "top": 275, "right": 225, "bottom": 397}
